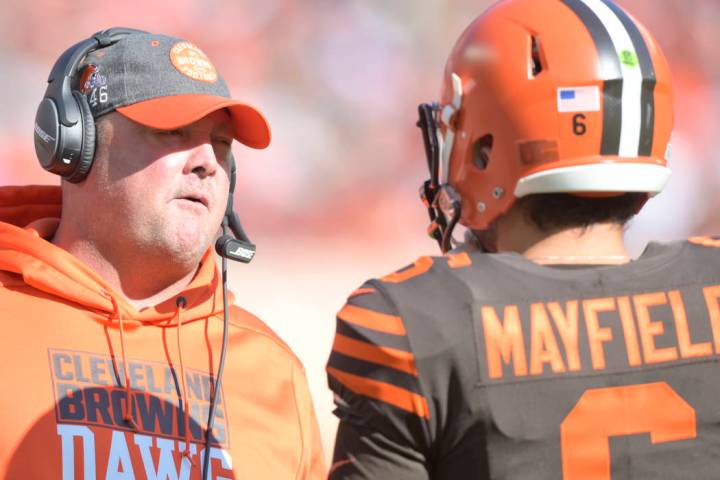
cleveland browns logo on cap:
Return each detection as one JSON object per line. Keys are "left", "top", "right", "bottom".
{"left": 169, "top": 42, "right": 218, "bottom": 83}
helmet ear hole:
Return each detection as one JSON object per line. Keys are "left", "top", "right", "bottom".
{"left": 473, "top": 134, "right": 493, "bottom": 170}
{"left": 530, "top": 36, "right": 543, "bottom": 77}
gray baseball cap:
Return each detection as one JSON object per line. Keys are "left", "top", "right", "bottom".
{"left": 77, "top": 31, "right": 270, "bottom": 148}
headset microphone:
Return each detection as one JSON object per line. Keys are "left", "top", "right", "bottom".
{"left": 214, "top": 199, "right": 256, "bottom": 263}
{"left": 214, "top": 155, "right": 256, "bottom": 263}
{"left": 203, "top": 155, "right": 255, "bottom": 480}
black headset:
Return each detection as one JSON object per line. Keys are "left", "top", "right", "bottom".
{"left": 34, "top": 27, "right": 256, "bottom": 262}
{"left": 34, "top": 28, "right": 149, "bottom": 183}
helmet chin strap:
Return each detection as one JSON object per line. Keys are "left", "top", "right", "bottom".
{"left": 417, "top": 73, "right": 464, "bottom": 254}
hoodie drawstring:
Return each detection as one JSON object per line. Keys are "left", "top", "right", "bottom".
{"left": 108, "top": 294, "right": 139, "bottom": 431}
{"left": 175, "top": 296, "right": 194, "bottom": 464}
{"left": 104, "top": 292, "right": 194, "bottom": 464}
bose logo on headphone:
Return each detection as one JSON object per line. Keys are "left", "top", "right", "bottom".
{"left": 34, "top": 123, "right": 55, "bottom": 143}
{"left": 229, "top": 245, "right": 255, "bottom": 261}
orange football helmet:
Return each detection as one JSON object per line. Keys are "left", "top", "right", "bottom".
{"left": 418, "top": 0, "right": 673, "bottom": 252}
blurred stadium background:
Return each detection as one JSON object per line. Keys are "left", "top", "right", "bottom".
{"left": 1, "top": 0, "right": 718, "bottom": 463}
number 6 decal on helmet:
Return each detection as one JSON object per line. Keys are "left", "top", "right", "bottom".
{"left": 560, "top": 382, "right": 696, "bottom": 479}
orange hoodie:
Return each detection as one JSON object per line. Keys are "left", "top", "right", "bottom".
{"left": 0, "top": 185, "right": 326, "bottom": 479}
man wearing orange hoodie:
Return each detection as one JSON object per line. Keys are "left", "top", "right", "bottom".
{"left": 0, "top": 29, "right": 325, "bottom": 479}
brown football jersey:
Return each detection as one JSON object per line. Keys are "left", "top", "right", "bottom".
{"left": 328, "top": 237, "right": 720, "bottom": 479}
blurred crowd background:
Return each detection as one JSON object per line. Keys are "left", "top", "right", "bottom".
{"left": 1, "top": 0, "right": 718, "bottom": 462}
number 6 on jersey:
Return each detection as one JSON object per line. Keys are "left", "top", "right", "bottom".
{"left": 561, "top": 382, "right": 696, "bottom": 479}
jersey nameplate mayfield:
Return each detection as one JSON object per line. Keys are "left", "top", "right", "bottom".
{"left": 476, "top": 285, "right": 720, "bottom": 382}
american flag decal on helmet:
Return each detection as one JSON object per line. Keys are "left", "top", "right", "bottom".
{"left": 562, "top": 0, "right": 657, "bottom": 157}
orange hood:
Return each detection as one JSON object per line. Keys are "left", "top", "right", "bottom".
{"left": 0, "top": 187, "right": 327, "bottom": 479}
{"left": 0, "top": 185, "right": 227, "bottom": 327}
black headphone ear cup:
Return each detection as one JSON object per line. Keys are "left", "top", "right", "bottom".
{"left": 65, "top": 91, "right": 96, "bottom": 183}
{"left": 34, "top": 97, "right": 62, "bottom": 173}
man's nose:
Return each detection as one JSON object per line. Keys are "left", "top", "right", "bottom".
{"left": 183, "top": 142, "right": 218, "bottom": 178}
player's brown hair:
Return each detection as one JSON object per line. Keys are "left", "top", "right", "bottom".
{"left": 515, "top": 193, "right": 646, "bottom": 232}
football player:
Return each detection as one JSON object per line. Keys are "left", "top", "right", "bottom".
{"left": 326, "top": 0, "right": 720, "bottom": 478}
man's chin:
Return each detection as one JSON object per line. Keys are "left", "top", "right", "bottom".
{"left": 161, "top": 231, "right": 212, "bottom": 266}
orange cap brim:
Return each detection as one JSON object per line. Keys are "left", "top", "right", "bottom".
{"left": 116, "top": 94, "right": 270, "bottom": 149}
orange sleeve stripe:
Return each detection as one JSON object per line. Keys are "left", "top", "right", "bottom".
{"left": 337, "top": 304, "right": 406, "bottom": 336}
{"left": 332, "top": 334, "right": 418, "bottom": 376}
{"left": 327, "top": 366, "right": 429, "bottom": 419}
{"left": 380, "top": 256, "right": 433, "bottom": 283}
{"left": 348, "top": 287, "right": 376, "bottom": 298}
{"left": 447, "top": 252, "right": 472, "bottom": 268}
{"left": 689, "top": 236, "right": 720, "bottom": 248}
